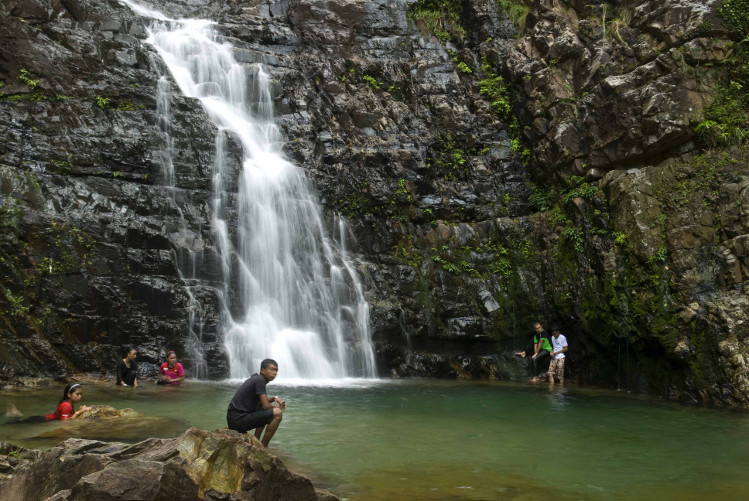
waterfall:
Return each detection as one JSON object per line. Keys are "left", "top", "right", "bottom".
{"left": 121, "top": 1, "right": 376, "bottom": 380}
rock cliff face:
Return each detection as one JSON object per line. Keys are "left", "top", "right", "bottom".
{"left": 0, "top": 0, "right": 747, "bottom": 406}
{"left": 0, "top": 428, "right": 337, "bottom": 500}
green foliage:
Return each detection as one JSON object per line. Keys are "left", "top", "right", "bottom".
{"left": 363, "top": 75, "right": 383, "bottom": 90}
{"left": 718, "top": 0, "right": 749, "bottom": 42}
{"left": 479, "top": 60, "right": 530, "bottom": 163}
{"left": 18, "top": 69, "right": 40, "bottom": 89}
{"left": 430, "top": 247, "right": 480, "bottom": 277}
{"left": 396, "top": 178, "right": 412, "bottom": 202}
{"left": 696, "top": 81, "right": 748, "bottom": 146}
{"left": 339, "top": 180, "right": 378, "bottom": 218}
{"left": 428, "top": 133, "right": 483, "bottom": 179}
{"left": 528, "top": 182, "right": 553, "bottom": 212}
{"left": 456, "top": 62, "right": 472, "bottom": 74}
{"left": 697, "top": 1, "right": 749, "bottom": 145}
{"left": 478, "top": 71, "right": 511, "bottom": 118}
{"left": 116, "top": 100, "right": 138, "bottom": 111}
{"left": 497, "top": 1, "right": 530, "bottom": 29}
{"left": 1, "top": 287, "right": 30, "bottom": 318}
{"left": 407, "top": 0, "right": 466, "bottom": 43}
{"left": 395, "top": 242, "right": 423, "bottom": 268}
{"left": 563, "top": 181, "right": 599, "bottom": 202}
{"left": 96, "top": 96, "right": 111, "bottom": 110}
{"left": 613, "top": 231, "right": 627, "bottom": 245}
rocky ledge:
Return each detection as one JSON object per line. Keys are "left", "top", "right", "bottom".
{"left": 0, "top": 428, "right": 337, "bottom": 501}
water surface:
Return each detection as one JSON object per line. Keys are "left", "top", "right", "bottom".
{"left": 2, "top": 380, "right": 747, "bottom": 500}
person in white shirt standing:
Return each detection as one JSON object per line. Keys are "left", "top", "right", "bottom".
{"left": 548, "top": 326, "right": 568, "bottom": 385}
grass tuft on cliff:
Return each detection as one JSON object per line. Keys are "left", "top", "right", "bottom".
{"left": 407, "top": 0, "right": 466, "bottom": 42}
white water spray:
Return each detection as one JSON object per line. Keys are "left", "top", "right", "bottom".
{"left": 121, "top": 1, "right": 376, "bottom": 380}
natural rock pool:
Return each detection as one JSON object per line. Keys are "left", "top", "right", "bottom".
{"left": 2, "top": 380, "right": 748, "bottom": 500}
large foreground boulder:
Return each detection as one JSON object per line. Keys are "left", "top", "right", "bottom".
{"left": 0, "top": 428, "right": 338, "bottom": 501}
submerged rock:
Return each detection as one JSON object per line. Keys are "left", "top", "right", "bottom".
{"left": 0, "top": 427, "right": 338, "bottom": 501}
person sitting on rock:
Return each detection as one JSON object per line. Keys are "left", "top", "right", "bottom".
{"left": 6, "top": 382, "right": 92, "bottom": 423}
{"left": 226, "top": 359, "right": 286, "bottom": 447}
{"left": 116, "top": 347, "right": 139, "bottom": 387}
{"left": 514, "top": 321, "right": 553, "bottom": 382}
{"left": 159, "top": 350, "right": 185, "bottom": 385}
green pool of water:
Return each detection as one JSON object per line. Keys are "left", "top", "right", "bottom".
{"left": 2, "top": 379, "right": 748, "bottom": 500}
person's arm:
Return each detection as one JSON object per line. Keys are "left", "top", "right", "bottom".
{"left": 552, "top": 345, "right": 568, "bottom": 357}
{"left": 259, "top": 393, "right": 272, "bottom": 410}
{"left": 116, "top": 361, "right": 126, "bottom": 386}
{"left": 532, "top": 339, "right": 542, "bottom": 358}
{"left": 72, "top": 405, "right": 92, "bottom": 419}
{"left": 259, "top": 394, "right": 286, "bottom": 410}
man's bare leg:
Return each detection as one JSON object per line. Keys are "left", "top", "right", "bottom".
{"left": 254, "top": 426, "right": 265, "bottom": 441}
{"left": 548, "top": 372, "right": 555, "bottom": 384}
{"left": 260, "top": 408, "right": 283, "bottom": 447}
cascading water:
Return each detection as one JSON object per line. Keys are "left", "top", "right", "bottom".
{"left": 121, "top": 1, "right": 376, "bottom": 380}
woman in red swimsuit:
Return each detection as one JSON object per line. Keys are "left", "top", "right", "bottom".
{"left": 159, "top": 351, "right": 185, "bottom": 385}
{"left": 46, "top": 382, "right": 92, "bottom": 420}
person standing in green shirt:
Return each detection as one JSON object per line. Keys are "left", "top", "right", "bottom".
{"left": 514, "top": 321, "right": 553, "bottom": 381}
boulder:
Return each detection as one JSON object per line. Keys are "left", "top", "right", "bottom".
{"left": 0, "top": 428, "right": 337, "bottom": 501}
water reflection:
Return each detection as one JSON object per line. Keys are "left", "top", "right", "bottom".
{"left": 546, "top": 385, "right": 571, "bottom": 410}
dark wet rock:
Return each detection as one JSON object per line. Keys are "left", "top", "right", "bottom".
{"left": 0, "top": 428, "right": 336, "bottom": 501}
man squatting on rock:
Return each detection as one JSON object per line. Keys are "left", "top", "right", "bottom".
{"left": 226, "top": 359, "right": 286, "bottom": 447}
{"left": 514, "top": 321, "right": 553, "bottom": 381}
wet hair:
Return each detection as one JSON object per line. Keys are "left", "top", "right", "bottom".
{"left": 260, "top": 359, "right": 278, "bottom": 370}
{"left": 60, "top": 382, "right": 81, "bottom": 404}
{"left": 166, "top": 350, "right": 176, "bottom": 359}
{"left": 125, "top": 347, "right": 136, "bottom": 356}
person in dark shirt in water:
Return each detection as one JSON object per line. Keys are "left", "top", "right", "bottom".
{"left": 514, "top": 321, "right": 553, "bottom": 381}
{"left": 226, "top": 359, "right": 286, "bottom": 447}
{"left": 116, "top": 347, "right": 138, "bottom": 387}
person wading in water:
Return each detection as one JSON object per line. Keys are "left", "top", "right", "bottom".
{"left": 159, "top": 350, "right": 185, "bottom": 385}
{"left": 116, "top": 347, "right": 138, "bottom": 387}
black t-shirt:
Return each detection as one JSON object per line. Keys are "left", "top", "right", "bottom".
{"left": 227, "top": 373, "right": 267, "bottom": 415}
{"left": 116, "top": 359, "right": 138, "bottom": 385}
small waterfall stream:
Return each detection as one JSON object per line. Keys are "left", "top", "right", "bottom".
{"left": 121, "top": 1, "right": 376, "bottom": 380}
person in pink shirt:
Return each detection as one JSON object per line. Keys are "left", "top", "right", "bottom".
{"left": 159, "top": 350, "right": 185, "bottom": 385}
